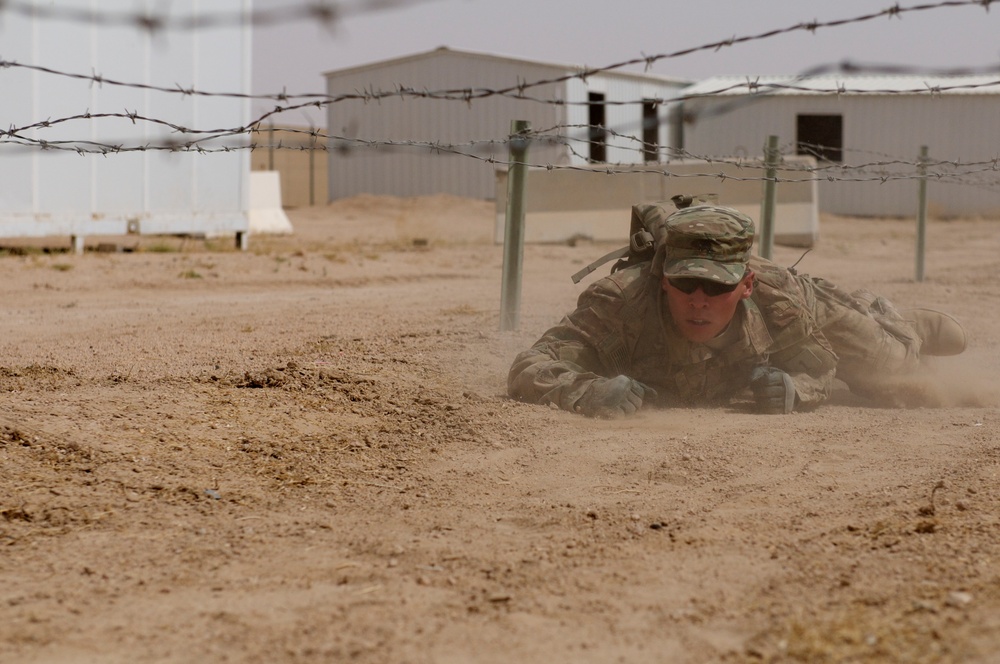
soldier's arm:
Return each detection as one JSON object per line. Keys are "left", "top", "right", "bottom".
{"left": 768, "top": 337, "right": 838, "bottom": 410}
{"left": 507, "top": 334, "right": 606, "bottom": 411}
{"left": 507, "top": 278, "right": 633, "bottom": 412}
{"left": 783, "top": 368, "right": 836, "bottom": 409}
{"left": 754, "top": 265, "right": 839, "bottom": 410}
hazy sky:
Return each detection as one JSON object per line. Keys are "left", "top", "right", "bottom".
{"left": 252, "top": 0, "right": 1000, "bottom": 125}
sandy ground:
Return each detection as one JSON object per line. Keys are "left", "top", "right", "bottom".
{"left": 1, "top": 193, "right": 999, "bottom": 664}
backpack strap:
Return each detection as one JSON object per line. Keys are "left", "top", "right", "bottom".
{"left": 570, "top": 245, "right": 630, "bottom": 284}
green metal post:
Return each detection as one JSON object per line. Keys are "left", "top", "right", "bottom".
{"left": 500, "top": 120, "right": 531, "bottom": 332}
{"left": 916, "top": 145, "right": 928, "bottom": 283}
{"left": 758, "top": 135, "right": 779, "bottom": 260}
{"left": 309, "top": 131, "right": 316, "bottom": 207}
{"left": 268, "top": 123, "right": 275, "bottom": 171}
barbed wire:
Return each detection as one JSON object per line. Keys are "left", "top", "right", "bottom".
{"left": 2, "top": 0, "right": 1000, "bottom": 195}
{"left": 3, "top": 0, "right": 1000, "bottom": 113}
{"left": 6, "top": 118, "right": 999, "bottom": 193}
{"left": 4, "top": 106, "right": 999, "bottom": 192}
{"left": 0, "top": 0, "right": 446, "bottom": 32}
{"left": 5, "top": 62, "right": 1000, "bottom": 159}
{"left": 3, "top": 60, "right": 1000, "bottom": 118}
{"left": 7, "top": 109, "right": 995, "bottom": 177}
{"left": 3, "top": 0, "right": 997, "bottom": 97}
{"left": 5, "top": 59, "right": 999, "bottom": 119}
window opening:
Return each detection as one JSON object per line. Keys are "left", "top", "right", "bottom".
{"left": 796, "top": 114, "right": 843, "bottom": 162}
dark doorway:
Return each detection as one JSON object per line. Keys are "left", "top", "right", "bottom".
{"left": 588, "top": 92, "right": 607, "bottom": 163}
{"left": 642, "top": 100, "right": 659, "bottom": 162}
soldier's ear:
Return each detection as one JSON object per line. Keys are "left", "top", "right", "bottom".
{"left": 741, "top": 270, "right": 755, "bottom": 299}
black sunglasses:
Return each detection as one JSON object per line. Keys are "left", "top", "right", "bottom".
{"left": 667, "top": 277, "right": 740, "bottom": 297}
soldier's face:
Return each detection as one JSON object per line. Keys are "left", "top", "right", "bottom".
{"left": 662, "top": 271, "right": 754, "bottom": 343}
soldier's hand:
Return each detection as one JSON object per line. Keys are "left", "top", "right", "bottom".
{"left": 750, "top": 366, "right": 796, "bottom": 414}
{"left": 576, "top": 376, "right": 657, "bottom": 419}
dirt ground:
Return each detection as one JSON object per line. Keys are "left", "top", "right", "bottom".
{"left": 1, "top": 193, "right": 999, "bottom": 664}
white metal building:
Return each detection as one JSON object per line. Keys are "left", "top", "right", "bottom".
{"left": 323, "top": 47, "right": 690, "bottom": 201}
{"left": 0, "top": 1, "right": 252, "bottom": 251}
{"left": 678, "top": 74, "right": 1000, "bottom": 218}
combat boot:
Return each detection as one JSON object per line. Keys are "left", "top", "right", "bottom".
{"left": 903, "top": 308, "right": 967, "bottom": 356}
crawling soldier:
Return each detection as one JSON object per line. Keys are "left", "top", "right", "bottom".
{"left": 507, "top": 202, "right": 967, "bottom": 417}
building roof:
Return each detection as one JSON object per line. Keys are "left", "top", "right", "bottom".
{"left": 322, "top": 46, "right": 691, "bottom": 87}
{"left": 682, "top": 73, "right": 1000, "bottom": 98}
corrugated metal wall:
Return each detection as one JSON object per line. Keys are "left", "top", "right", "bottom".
{"left": 0, "top": 0, "right": 251, "bottom": 245}
{"left": 682, "top": 94, "right": 1000, "bottom": 218}
{"left": 324, "top": 50, "right": 687, "bottom": 200}
{"left": 325, "top": 51, "right": 568, "bottom": 200}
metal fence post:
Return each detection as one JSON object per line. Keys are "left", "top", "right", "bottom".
{"left": 268, "top": 122, "right": 275, "bottom": 171}
{"left": 309, "top": 130, "right": 316, "bottom": 207}
{"left": 500, "top": 120, "right": 531, "bottom": 332}
{"left": 916, "top": 145, "right": 928, "bottom": 283}
{"left": 758, "top": 135, "right": 779, "bottom": 260}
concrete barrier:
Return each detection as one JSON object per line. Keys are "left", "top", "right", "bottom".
{"left": 495, "top": 157, "right": 819, "bottom": 247}
{"left": 249, "top": 171, "right": 295, "bottom": 234}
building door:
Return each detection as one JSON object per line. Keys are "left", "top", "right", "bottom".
{"left": 588, "top": 92, "right": 607, "bottom": 163}
{"left": 642, "top": 100, "right": 659, "bottom": 162}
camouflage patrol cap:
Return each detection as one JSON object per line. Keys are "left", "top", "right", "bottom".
{"left": 661, "top": 205, "right": 755, "bottom": 285}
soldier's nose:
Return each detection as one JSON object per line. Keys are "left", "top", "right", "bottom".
{"left": 688, "top": 289, "right": 710, "bottom": 304}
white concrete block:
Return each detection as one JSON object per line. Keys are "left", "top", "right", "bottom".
{"left": 249, "top": 171, "right": 294, "bottom": 235}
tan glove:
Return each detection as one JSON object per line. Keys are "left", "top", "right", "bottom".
{"left": 750, "top": 366, "right": 796, "bottom": 414}
{"left": 576, "top": 376, "right": 657, "bottom": 419}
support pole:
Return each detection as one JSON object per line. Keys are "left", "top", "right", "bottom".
{"left": 309, "top": 131, "right": 316, "bottom": 207}
{"left": 758, "top": 135, "right": 779, "bottom": 260}
{"left": 268, "top": 123, "right": 275, "bottom": 171}
{"left": 500, "top": 120, "right": 530, "bottom": 332}
{"left": 916, "top": 145, "right": 928, "bottom": 283}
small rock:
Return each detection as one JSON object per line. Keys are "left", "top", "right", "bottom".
{"left": 946, "top": 591, "right": 973, "bottom": 607}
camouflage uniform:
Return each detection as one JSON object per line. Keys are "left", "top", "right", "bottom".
{"left": 507, "top": 204, "right": 926, "bottom": 413}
